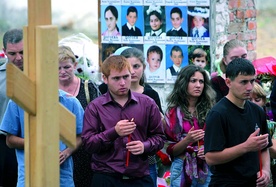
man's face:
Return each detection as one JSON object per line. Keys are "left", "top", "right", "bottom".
{"left": 170, "top": 51, "right": 183, "bottom": 67}
{"left": 103, "top": 67, "right": 131, "bottom": 98}
{"left": 227, "top": 74, "right": 255, "bottom": 101}
{"left": 3, "top": 40, "right": 24, "bottom": 70}
{"left": 171, "top": 13, "right": 183, "bottom": 29}
{"left": 126, "top": 12, "right": 137, "bottom": 26}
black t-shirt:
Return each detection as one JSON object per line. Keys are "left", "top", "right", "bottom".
{"left": 204, "top": 97, "right": 272, "bottom": 185}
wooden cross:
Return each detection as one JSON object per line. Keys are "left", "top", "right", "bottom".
{"left": 6, "top": 0, "right": 76, "bottom": 186}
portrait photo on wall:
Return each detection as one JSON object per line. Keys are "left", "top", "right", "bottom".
{"left": 187, "top": 6, "right": 209, "bottom": 38}
{"left": 166, "top": 45, "right": 188, "bottom": 83}
{"left": 121, "top": 6, "right": 144, "bottom": 37}
{"left": 144, "top": 44, "right": 166, "bottom": 83}
{"left": 188, "top": 45, "right": 211, "bottom": 78}
{"left": 165, "top": 6, "right": 188, "bottom": 37}
{"left": 144, "top": 5, "right": 166, "bottom": 41}
{"left": 101, "top": 5, "right": 122, "bottom": 43}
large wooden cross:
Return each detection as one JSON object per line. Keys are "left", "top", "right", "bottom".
{"left": 6, "top": 0, "right": 76, "bottom": 186}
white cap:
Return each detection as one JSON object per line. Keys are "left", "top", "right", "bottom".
{"left": 113, "top": 46, "right": 132, "bottom": 55}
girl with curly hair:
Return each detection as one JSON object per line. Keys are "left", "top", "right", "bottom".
{"left": 164, "top": 65, "right": 216, "bottom": 187}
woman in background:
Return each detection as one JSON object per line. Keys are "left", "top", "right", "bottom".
{"left": 58, "top": 45, "right": 101, "bottom": 187}
{"left": 211, "top": 39, "right": 247, "bottom": 102}
{"left": 165, "top": 65, "right": 216, "bottom": 187}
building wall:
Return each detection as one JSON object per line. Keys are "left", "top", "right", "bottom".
{"left": 214, "top": 0, "right": 257, "bottom": 64}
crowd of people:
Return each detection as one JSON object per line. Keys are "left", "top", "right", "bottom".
{"left": 0, "top": 28, "right": 275, "bottom": 187}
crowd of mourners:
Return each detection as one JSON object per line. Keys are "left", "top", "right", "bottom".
{"left": 1, "top": 28, "right": 276, "bottom": 187}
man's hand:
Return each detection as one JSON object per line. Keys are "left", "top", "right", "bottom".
{"left": 126, "top": 140, "right": 144, "bottom": 155}
{"left": 256, "top": 170, "right": 270, "bottom": 187}
{"left": 115, "top": 119, "right": 136, "bottom": 137}
{"left": 245, "top": 128, "right": 269, "bottom": 152}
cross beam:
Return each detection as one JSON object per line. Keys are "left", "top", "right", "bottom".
{"left": 5, "top": 0, "right": 77, "bottom": 186}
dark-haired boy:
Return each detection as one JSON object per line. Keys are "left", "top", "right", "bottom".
{"left": 205, "top": 58, "right": 272, "bottom": 186}
{"left": 122, "top": 6, "right": 142, "bottom": 36}
{"left": 166, "top": 45, "right": 183, "bottom": 79}
{"left": 166, "top": 7, "right": 187, "bottom": 37}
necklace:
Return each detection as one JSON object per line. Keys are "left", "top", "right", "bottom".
{"left": 72, "top": 77, "right": 80, "bottom": 96}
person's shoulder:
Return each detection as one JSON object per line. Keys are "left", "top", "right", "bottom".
{"left": 98, "top": 82, "right": 108, "bottom": 94}
{"left": 144, "top": 86, "right": 159, "bottom": 97}
{"left": 166, "top": 29, "right": 173, "bottom": 35}
{"left": 135, "top": 26, "right": 141, "bottom": 31}
{"left": 132, "top": 91, "right": 155, "bottom": 103}
{"left": 211, "top": 75, "right": 223, "bottom": 82}
{"left": 179, "top": 28, "right": 187, "bottom": 36}
{"left": 246, "top": 100, "right": 264, "bottom": 112}
{"left": 122, "top": 24, "right": 128, "bottom": 30}
{"left": 211, "top": 98, "right": 229, "bottom": 111}
{"left": 90, "top": 92, "right": 110, "bottom": 106}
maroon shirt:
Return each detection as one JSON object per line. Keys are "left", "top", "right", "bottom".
{"left": 82, "top": 91, "right": 165, "bottom": 177}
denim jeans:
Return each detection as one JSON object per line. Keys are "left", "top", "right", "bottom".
{"left": 170, "top": 157, "right": 211, "bottom": 187}
{"left": 149, "top": 163, "right": 157, "bottom": 187}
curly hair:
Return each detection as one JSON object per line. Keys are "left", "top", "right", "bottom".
{"left": 166, "top": 65, "right": 216, "bottom": 127}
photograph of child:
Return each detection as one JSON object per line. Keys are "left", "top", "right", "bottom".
{"left": 122, "top": 6, "right": 143, "bottom": 36}
{"left": 166, "top": 7, "right": 187, "bottom": 37}
{"left": 144, "top": 44, "right": 166, "bottom": 83}
{"left": 101, "top": 5, "right": 121, "bottom": 37}
{"left": 189, "top": 46, "right": 210, "bottom": 78}
{"left": 144, "top": 5, "right": 166, "bottom": 38}
{"left": 166, "top": 45, "right": 188, "bottom": 82}
{"left": 188, "top": 7, "right": 209, "bottom": 38}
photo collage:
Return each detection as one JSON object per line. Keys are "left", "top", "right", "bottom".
{"left": 101, "top": 0, "right": 210, "bottom": 83}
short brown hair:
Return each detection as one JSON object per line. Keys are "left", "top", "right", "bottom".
{"left": 101, "top": 55, "right": 131, "bottom": 77}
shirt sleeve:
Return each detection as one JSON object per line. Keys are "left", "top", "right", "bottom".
{"left": 142, "top": 102, "right": 165, "bottom": 155}
{"left": 204, "top": 110, "right": 226, "bottom": 154}
{"left": 81, "top": 102, "right": 119, "bottom": 154}
{"left": 0, "top": 100, "right": 22, "bottom": 136}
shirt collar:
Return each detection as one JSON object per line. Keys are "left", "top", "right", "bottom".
{"left": 193, "top": 26, "right": 207, "bottom": 36}
{"left": 102, "top": 90, "right": 138, "bottom": 105}
{"left": 172, "top": 26, "right": 182, "bottom": 31}
{"left": 0, "top": 60, "right": 7, "bottom": 71}
{"left": 127, "top": 22, "right": 135, "bottom": 31}
{"left": 172, "top": 64, "right": 181, "bottom": 72}
{"left": 151, "top": 28, "right": 162, "bottom": 36}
